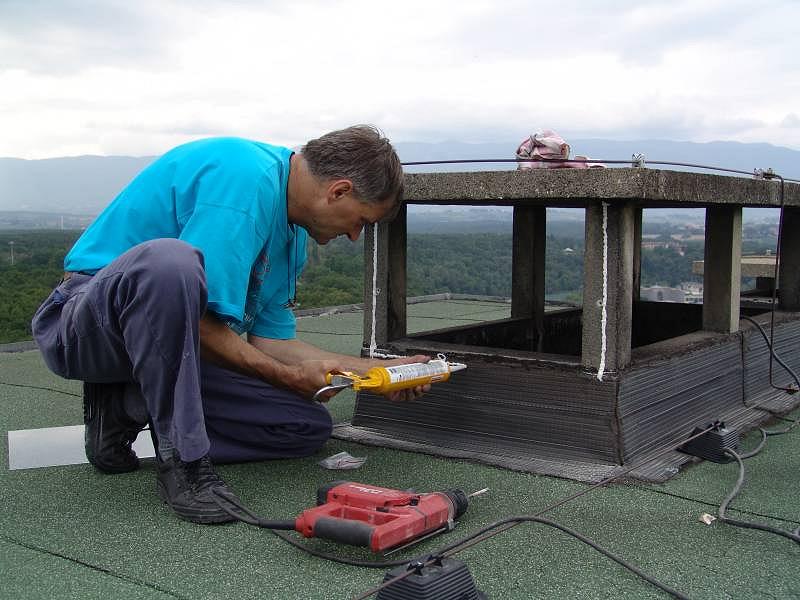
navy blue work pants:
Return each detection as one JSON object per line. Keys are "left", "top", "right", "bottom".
{"left": 31, "top": 239, "right": 332, "bottom": 463}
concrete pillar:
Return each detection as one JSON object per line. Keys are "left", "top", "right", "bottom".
{"left": 512, "top": 205, "right": 546, "bottom": 351}
{"left": 702, "top": 206, "right": 742, "bottom": 332}
{"left": 581, "top": 201, "right": 636, "bottom": 376}
{"left": 778, "top": 207, "right": 800, "bottom": 311}
{"left": 363, "top": 204, "right": 407, "bottom": 350}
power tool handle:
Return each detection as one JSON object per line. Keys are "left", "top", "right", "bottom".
{"left": 313, "top": 517, "right": 373, "bottom": 548}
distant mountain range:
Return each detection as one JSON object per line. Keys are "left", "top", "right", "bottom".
{"left": 1, "top": 139, "right": 797, "bottom": 227}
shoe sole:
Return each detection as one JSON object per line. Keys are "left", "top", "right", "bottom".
{"left": 88, "top": 456, "right": 140, "bottom": 474}
{"left": 157, "top": 479, "right": 236, "bottom": 525}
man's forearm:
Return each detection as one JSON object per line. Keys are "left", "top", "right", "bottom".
{"left": 199, "top": 313, "right": 296, "bottom": 388}
{"left": 248, "top": 335, "right": 381, "bottom": 372}
{"left": 200, "top": 314, "right": 344, "bottom": 399}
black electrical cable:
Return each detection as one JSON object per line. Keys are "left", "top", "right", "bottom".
{"left": 213, "top": 425, "right": 729, "bottom": 597}
{"left": 356, "top": 516, "right": 691, "bottom": 600}
{"left": 207, "top": 487, "right": 413, "bottom": 568}
{"left": 205, "top": 387, "right": 799, "bottom": 598}
{"left": 736, "top": 428, "right": 769, "bottom": 460}
{"left": 209, "top": 487, "right": 295, "bottom": 530}
{"left": 0, "top": 381, "right": 81, "bottom": 397}
{"left": 740, "top": 315, "right": 800, "bottom": 434}
{"left": 209, "top": 482, "right": 692, "bottom": 596}
{"left": 769, "top": 414, "right": 797, "bottom": 423}
{"left": 627, "top": 480, "right": 800, "bottom": 526}
{"left": 695, "top": 309, "right": 800, "bottom": 545}
{"left": 203, "top": 391, "right": 798, "bottom": 599}
{"left": 357, "top": 391, "right": 800, "bottom": 598}
{"left": 753, "top": 174, "right": 796, "bottom": 395}
{"left": 270, "top": 530, "right": 412, "bottom": 569}
{"left": 719, "top": 450, "right": 800, "bottom": 545}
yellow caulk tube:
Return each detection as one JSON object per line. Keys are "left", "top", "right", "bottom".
{"left": 325, "top": 358, "right": 467, "bottom": 395}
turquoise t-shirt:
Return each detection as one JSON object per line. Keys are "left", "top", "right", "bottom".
{"left": 64, "top": 137, "right": 307, "bottom": 339}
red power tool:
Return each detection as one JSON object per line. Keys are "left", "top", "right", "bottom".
{"left": 294, "top": 481, "right": 473, "bottom": 552}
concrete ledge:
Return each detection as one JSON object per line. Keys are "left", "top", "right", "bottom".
{"left": 0, "top": 340, "right": 38, "bottom": 353}
{"left": 404, "top": 168, "right": 800, "bottom": 207}
{"left": 295, "top": 293, "right": 511, "bottom": 319}
{"left": 694, "top": 255, "right": 777, "bottom": 278}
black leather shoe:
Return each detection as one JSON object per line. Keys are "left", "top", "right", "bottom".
{"left": 83, "top": 382, "right": 146, "bottom": 474}
{"left": 157, "top": 454, "right": 239, "bottom": 524}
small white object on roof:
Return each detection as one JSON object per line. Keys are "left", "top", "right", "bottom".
{"left": 319, "top": 451, "right": 367, "bottom": 470}
{"left": 700, "top": 513, "right": 717, "bottom": 525}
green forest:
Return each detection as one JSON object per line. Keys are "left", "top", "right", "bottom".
{"left": 0, "top": 227, "right": 766, "bottom": 344}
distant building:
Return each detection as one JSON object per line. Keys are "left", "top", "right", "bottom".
{"left": 641, "top": 240, "right": 686, "bottom": 255}
{"left": 640, "top": 285, "right": 686, "bottom": 303}
{"left": 681, "top": 281, "right": 703, "bottom": 303}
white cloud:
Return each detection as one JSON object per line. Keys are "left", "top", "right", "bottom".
{"left": 0, "top": 0, "right": 798, "bottom": 158}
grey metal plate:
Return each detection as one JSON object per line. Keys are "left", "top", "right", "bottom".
{"left": 7, "top": 425, "right": 155, "bottom": 470}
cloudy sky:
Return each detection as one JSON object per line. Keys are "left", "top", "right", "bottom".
{"left": 1, "top": 0, "right": 799, "bottom": 158}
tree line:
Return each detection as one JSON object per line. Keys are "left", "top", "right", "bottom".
{"left": 0, "top": 228, "right": 752, "bottom": 344}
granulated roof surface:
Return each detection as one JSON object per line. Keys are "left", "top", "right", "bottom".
{"left": 2, "top": 299, "right": 798, "bottom": 599}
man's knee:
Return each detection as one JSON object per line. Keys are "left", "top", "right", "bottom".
{"left": 287, "top": 407, "right": 334, "bottom": 453}
{"left": 113, "top": 239, "right": 207, "bottom": 309}
{"left": 261, "top": 404, "right": 333, "bottom": 454}
{"left": 136, "top": 239, "right": 205, "bottom": 282}
{"left": 206, "top": 404, "right": 333, "bottom": 463}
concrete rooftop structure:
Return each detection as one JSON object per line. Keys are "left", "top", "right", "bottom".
{"left": 336, "top": 168, "right": 800, "bottom": 482}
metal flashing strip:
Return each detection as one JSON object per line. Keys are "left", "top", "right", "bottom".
{"left": 7, "top": 425, "right": 155, "bottom": 470}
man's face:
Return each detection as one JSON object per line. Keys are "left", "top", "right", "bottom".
{"left": 307, "top": 191, "right": 396, "bottom": 245}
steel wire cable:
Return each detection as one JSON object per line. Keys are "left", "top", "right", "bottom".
{"left": 401, "top": 157, "right": 799, "bottom": 182}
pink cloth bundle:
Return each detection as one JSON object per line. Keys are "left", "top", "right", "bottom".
{"left": 515, "top": 130, "right": 605, "bottom": 169}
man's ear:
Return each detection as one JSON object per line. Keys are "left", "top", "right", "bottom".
{"left": 327, "top": 179, "right": 353, "bottom": 203}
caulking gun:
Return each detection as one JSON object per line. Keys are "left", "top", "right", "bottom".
{"left": 313, "top": 358, "right": 467, "bottom": 401}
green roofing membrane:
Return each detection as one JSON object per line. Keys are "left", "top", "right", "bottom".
{"left": 2, "top": 300, "right": 799, "bottom": 599}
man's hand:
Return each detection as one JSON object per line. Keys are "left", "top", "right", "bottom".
{"left": 288, "top": 359, "right": 346, "bottom": 402}
{"left": 385, "top": 383, "right": 431, "bottom": 402}
{"left": 380, "top": 354, "right": 432, "bottom": 402}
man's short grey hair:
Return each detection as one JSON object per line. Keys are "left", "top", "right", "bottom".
{"left": 301, "top": 125, "right": 404, "bottom": 207}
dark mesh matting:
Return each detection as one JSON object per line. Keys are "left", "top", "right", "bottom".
{"left": 619, "top": 341, "right": 744, "bottom": 462}
{"left": 337, "top": 317, "right": 800, "bottom": 484}
{"left": 350, "top": 361, "right": 620, "bottom": 464}
{"left": 334, "top": 386, "right": 800, "bottom": 484}
{"left": 332, "top": 422, "right": 691, "bottom": 483}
